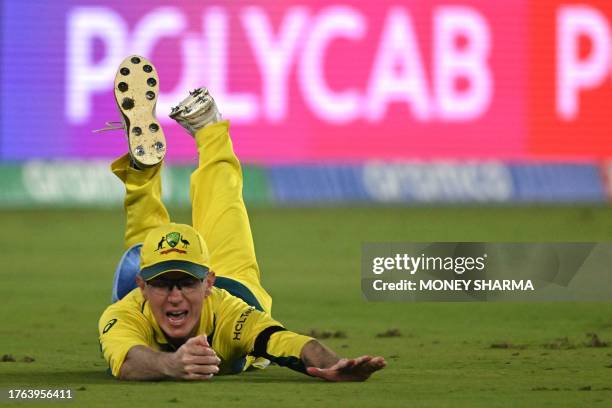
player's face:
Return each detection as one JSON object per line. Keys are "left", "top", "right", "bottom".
{"left": 140, "top": 271, "right": 214, "bottom": 342}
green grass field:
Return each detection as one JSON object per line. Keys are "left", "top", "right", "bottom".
{"left": 2, "top": 207, "right": 612, "bottom": 407}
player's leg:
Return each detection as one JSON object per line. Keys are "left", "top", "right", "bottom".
{"left": 169, "top": 89, "right": 272, "bottom": 313}
{"left": 104, "top": 55, "right": 171, "bottom": 301}
{"left": 108, "top": 55, "right": 171, "bottom": 249}
{"left": 112, "top": 155, "right": 170, "bottom": 249}
{"left": 110, "top": 155, "right": 171, "bottom": 302}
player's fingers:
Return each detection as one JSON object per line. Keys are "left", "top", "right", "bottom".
{"left": 192, "top": 346, "right": 218, "bottom": 357}
{"left": 337, "top": 357, "right": 364, "bottom": 372}
{"left": 369, "top": 356, "right": 386, "bottom": 369}
{"left": 352, "top": 355, "right": 373, "bottom": 366}
{"left": 329, "top": 358, "right": 350, "bottom": 370}
{"left": 341, "top": 359, "right": 357, "bottom": 370}
{"left": 308, "top": 357, "right": 386, "bottom": 382}
{"left": 185, "top": 343, "right": 217, "bottom": 357}
{"left": 185, "top": 336, "right": 201, "bottom": 345}
{"left": 348, "top": 356, "right": 375, "bottom": 372}
{"left": 184, "top": 335, "right": 210, "bottom": 348}
{"left": 306, "top": 367, "right": 336, "bottom": 381}
{"left": 350, "top": 357, "right": 386, "bottom": 379}
{"left": 195, "top": 334, "right": 210, "bottom": 347}
{"left": 185, "top": 355, "right": 221, "bottom": 366}
{"left": 363, "top": 356, "right": 385, "bottom": 369}
{"left": 185, "top": 363, "right": 220, "bottom": 376}
{"left": 182, "top": 338, "right": 203, "bottom": 354}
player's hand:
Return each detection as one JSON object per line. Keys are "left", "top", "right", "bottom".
{"left": 306, "top": 355, "right": 386, "bottom": 382}
{"left": 166, "top": 335, "right": 221, "bottom": 380}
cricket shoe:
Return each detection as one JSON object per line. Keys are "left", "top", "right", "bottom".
{"left": 95, "top": 55, "right": 166, "bottom": 167}
{"left": 169, "top": 87, "right": 222, "bottom": 136}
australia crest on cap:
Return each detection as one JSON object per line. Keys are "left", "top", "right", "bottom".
{"left": 155, "top": 231, "right": 190, "bottom": 254}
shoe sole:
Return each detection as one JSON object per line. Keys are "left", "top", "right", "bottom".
{"left": 169, "top": 88, "right": 206, "bottom": 118}
{"left": 113, "top": 55, "right": 166, "bottom": 167}
{"left": 169, "top": 88, "right": 219, "bottom": 133}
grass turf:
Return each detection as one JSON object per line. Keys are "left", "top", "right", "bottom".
{"left": 1, "top": 206, "right": 612, "bottom": 407}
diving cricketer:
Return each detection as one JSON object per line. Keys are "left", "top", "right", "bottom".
{"left": 97, "top": 55, "right": 386, "bottom": 381}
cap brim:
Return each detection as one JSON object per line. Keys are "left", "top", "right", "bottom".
{"left": 140, "top": 260, "right": 209, "bottom": 281}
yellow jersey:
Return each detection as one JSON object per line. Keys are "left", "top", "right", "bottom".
{"left": 98, "top": 287, "right": 313, "bottom": 377}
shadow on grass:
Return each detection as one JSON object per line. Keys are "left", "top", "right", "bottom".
{"left": 214, "top": 372, "right": 324, "bottom": 384}
{"left": 3, "top": 370, "right": 110, "bottom": 386}
{"left": 2, "top": 369, "right": 326, "bottom": 386}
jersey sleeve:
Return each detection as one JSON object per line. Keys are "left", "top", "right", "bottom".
{"left": 98, "top": 304, "right": 154, "bottom": 377}
{"left": 213, "top": 290, "right": 314, "bottom": 373}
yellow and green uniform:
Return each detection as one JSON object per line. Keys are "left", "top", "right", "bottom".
{"left": 98, "top": 121, "right": 313, "bottom": 376}
{"left": 99, "top": 287, "right": 312, "bottom": 376}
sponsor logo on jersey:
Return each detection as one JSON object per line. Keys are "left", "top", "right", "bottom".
{"left": 233, "top": 307, "right": 255, "bottom": 341}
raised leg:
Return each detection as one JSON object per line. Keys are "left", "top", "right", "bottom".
{"left": 189, "top": 121, "right": 272, "bottom": 313}
{"left": 112, "top": 154, "right": 170, "bottom": 249}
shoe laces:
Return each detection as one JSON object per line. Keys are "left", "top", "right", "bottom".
{"left": 92, "top": 121, "right": 126, "bottom": 133}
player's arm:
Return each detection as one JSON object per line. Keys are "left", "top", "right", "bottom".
{"left": 218, "top": 295, "right": 386, "bottom": 381}
{"left": 118, "top": 346, "right": 169, "bottom": 380}
{"left": 119, "top": 335, "right": 220, "bottom": 381}
{"left": 250, "top": 327, "right": 386, "bottom": 381}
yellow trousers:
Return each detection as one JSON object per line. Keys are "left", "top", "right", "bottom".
{"left": 111, "top": 121, "right": 272, "bottom": 314}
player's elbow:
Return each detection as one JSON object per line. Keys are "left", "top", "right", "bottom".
{"left": 117, "top": 362, "right": 135, "bottom": 381}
